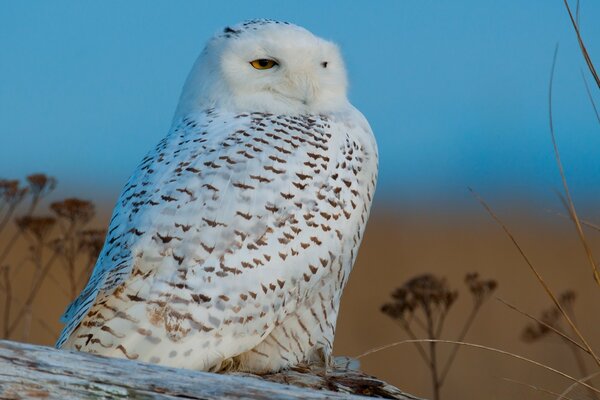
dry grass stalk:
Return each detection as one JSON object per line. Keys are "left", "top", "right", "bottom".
{"left": 381, "top": 272, "right": 497, "bottom": 400}
{"left": 469, "top": 188, "right": 600, "bottom": 369}
{"left": 547, "top": 45, "right": 600, "bottom": 287}
{"left": 563, "top": 0, "right": 600, "bottom": 88}
{"left": 553, "top": 211, "right": 600, "bottom": 234}
{"left": 581, "top": 70, "right": 600, "bottom": 125}
{"left": 559, "top": 371, "right": 600, "bottom": 399}
{"left": 500, "top": 377, "right": 578, "bottom": 400}
{"left": 356, "top": 339, "right": 600, "bottom": 396}
{"left": 522, "top": 291, "right": 598, "bottom": 400}
{"left": 497, "top": 297, "right": 588, "bottom": 355}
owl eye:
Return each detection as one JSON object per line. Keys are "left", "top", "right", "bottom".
{"left": 250, "top": 59, "right": 278, "bottom": 70}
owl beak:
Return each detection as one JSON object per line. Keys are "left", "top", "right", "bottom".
{"left": 283, "top": 71, "right": 317, "bottom": 106}
{"left": 298, "top": 75, "right": 317, "bottom": 106}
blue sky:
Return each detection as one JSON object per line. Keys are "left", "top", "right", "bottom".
{"left": 1, "top": 1, "right": 599, "bottom": 209}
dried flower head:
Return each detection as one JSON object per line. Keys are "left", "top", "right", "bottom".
{"left": 0, "top": 179, "right": 29, "bottom": 206}
{"left": 521, "top": 290, "right": 577, "bottom": 342}
{"left": 381, "top": 274, "right": 458, "bottom": 322}
{"left": 465, "top": 272, "right": 498, "bottom": 306}
{"left": 26, "top": 174, "right": 57, "bottom": 198}
{"left": 50, "top": 198, "right": 95, "bottom": 226}
{"left": 558, "top": 290, "right": 576, "bottom": 308}
{"left": 15, "top": 215, "right": 56, "bottom": 241}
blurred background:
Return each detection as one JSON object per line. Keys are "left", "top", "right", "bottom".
{"left": 1, "top": 1, "right": 599, "bottom": 399}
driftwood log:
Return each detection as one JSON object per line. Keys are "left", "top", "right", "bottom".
{"left": 0, "top": 340, "right": 422, "bottom": 399}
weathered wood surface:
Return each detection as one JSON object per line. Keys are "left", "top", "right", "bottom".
{"left": 0, "top": 340, "right": 422, "bottom": 400}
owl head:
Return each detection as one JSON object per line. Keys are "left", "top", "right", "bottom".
{"left": 174, "top": 20, "right": 349, "bottom": 118}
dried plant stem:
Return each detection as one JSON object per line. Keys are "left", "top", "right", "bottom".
{"left": 561, "top": 303, "right": 598, "bottom": 400}
{"left": 0, "top": 195, "right": 36, "bottom": 234}
{"left": 395, "top": 320, "right": 430, "bottom": 364}
{"left": 409, "top": 313, "right": 428, "bottom": 333}
{"left": 569, "top": 342, "right": 590, "bottom": 380}
{"left": 496, "top": 297, "right": 589, "bottom": 354}
{"left": 439, "top": 303, "right": 481, "bottom": 385}
{"left": 0, "top": 231, "right": 23, "bottom": 268}
{"left": 0, "top": 176, "right": 95, "bottom": 341}
{"left": 356, "top": 339, "right": 600, "bottom": 395}
{"left": 547, "top": 45, "right": 600, "bottom": 287}
{"left": 1, "top": 291, "right": 57, "bottom": 341}
{"left": 469, "top": 188, "right": 600, "bottom": 368}
{"left": 567, "top": 343, "right": 598, "bottom": 400}
{"left": 0, "top": 205, "right": 16, "bottom": 234}
{"left": 22, "top": 239, "right": 44, "bottom": 341}
{"left": 46, "top": 271, "right": 71, "bottom": 300}
{"left": 554, "top": 211, "right": 600, "bottom": 233}
{"left": 67, "top": 228, "right": 77, "bottom": 298}
{"left": 580, "top": 218, "right": 600, "bottom": 232}
{"left": 2, "top": 266, "right": 11, "bottom": 338}
{"left": 0, "top": 195, "right": 40, "bottom": 255}
{"left": 425, "top": 311, "right": 440, "bottom": 400}
{"left": 434, "top": 304, "right": 449, "bottom": 339}
{"left": 35, "top": 317, "right": 56, "bottom": 339}
{"left": 563, "top": 0, "right": 600, "bottom": 88}
{"left": 76, "top": 255, "right": 95, "bottom": 289}
{"left": 6, "top": 252, "right": 57, "bottom": 337}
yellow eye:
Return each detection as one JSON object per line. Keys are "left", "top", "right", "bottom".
{"left": 250, "top": 59, "right": 278, "bottom": 70}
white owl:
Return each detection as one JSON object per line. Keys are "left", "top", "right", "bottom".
{"left": 57, "top": 19, "right": 378, "bottom": 374}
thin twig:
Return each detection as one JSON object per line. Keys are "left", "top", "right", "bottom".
{"left": 468, "top": 188, "right": 600, "bottom": 368}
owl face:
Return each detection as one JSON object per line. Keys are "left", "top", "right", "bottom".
{"left": 175, "top": 20, "right": 350, "bottom": 118}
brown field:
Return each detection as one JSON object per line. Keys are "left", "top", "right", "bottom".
{"left": 2, "top": 202, "right": 599, "bottom": 400}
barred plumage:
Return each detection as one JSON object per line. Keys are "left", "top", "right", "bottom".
{"left": 58, "top": 20, "right": 378, "bottom": 373}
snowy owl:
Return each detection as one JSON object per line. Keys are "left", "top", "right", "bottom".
{"left": 57, "top": 19, "right": 378, "bottom": 373}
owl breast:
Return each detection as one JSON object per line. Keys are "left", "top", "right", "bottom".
{"left": 59, "top": 108, "right": 377, "bottom": 372}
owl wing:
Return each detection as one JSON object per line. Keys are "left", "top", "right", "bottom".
{"left": 57, "top": 109, "right": 378, "bottom": 356}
